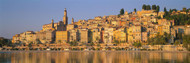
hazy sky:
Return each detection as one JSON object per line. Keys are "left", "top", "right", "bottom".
{"left": 0, "top": 0, "right": 190, "bottom": 39}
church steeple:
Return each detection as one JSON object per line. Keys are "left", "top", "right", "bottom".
{"left": 63, "top": 8, "right": 68, "bottom": 25}
{"left": 72, "top": 17, "right": 74, "bottom": 24}
{"left": 51, "top": 19, "right": 54, "bottom": 28}
{"left": 51, "top": 19, "right": 54, "bottom": 23}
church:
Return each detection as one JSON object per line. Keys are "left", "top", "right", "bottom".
{"left": 42, "top": 8, "right": 68, "bottom": 31}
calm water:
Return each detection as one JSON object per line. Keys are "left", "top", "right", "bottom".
{"left": 0, "top": 51, "right": 189, "bottom": 63}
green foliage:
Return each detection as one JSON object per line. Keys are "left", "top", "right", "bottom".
{"left": 164, "top": 14, "right": 190, "bottom": 25}
{"left": 183, "top": 7, "right": 187, "bottom": 12}
{"left": 113, "top": 39, "right": 119, "bottom": 45}
{"left": 182, "top": 35, "right": 190, "bottom": 49}
{"left": 134, "top": 8, "right": 137, "bottom": 12}
{"left": 146, "top": 5, "right": 151, "bottom": 10}
{"left": 90, "top": 42, "right": 95, "bottom": 46}
{"left": 162, "top": 7, "right": 190, "bottom": 25}
{"left": 142, "top": 4, "right": 146, "bottom": 10}
{"left": 148, "top": 34, "right": 169, "bottom": 45}
{"left": 142, "top": 4, "right": 151, "bottom": 10}
{"left": 68, "top": 41, "right": 78, "bottom": 46}
{"left": 0, "top": 38, "right": 11, "bottom": 47}
{"left": 156, "top": 5, "right": 160, "bottom": 13}
{"left": 28, "top": 42, "right": 33, "bottom": 47}
{"left": 174, "top": 40, "right": 181, "bottom": 45}
{"left": 152, "top": 5, "right": 157, "bottom": 10}
{"left": 88, "top": 30, "right": 93, "bottom": 43}
{"left": 164, "top": 7, "right": 167, "bottom": 12}
{"left": 97, "top": 43, "right": 101, "bottom": 47}
{"left": 156, "top": 16, "right": 161, "bottom": 19}
{"left": 36, "top": 39, "right": 42, "bottom": 44}
{"left": 120, "top": 8, "right": 124, "bottom": 15}
{"left": 133, "top": 42, "right": 142, "bottom": 48}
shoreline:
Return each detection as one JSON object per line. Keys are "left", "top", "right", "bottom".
{"left": 0, "top": 50, "right": 189, "bottom": 53}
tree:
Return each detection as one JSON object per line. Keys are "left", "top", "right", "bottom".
{"left": 133, "top": 42, "right": 142, "bottom": 48}
{"left": 0, "top": 38, "right": 11, "bottom": 47}
{"left": 164, "top": 7, "right": 169, "bottom": 17}
{"left": 172, "top": 9, "right": 177, "bottom": 12}
{"left": 142, "top": 4, "right": 146, "bottom": 10}
{"left": 183, "top": 7, "right": 187, "bottom": 12}
{"left": 174, "top": 40, "right": 180, "bottom": 46}
{"left": 152, "top": 5, "right": 157, "bottom": 10}
{"left": 36, "top": 39, "right": 42, "bottom": 44}
{"left": 164, "top": 7, "right": 167, "bottom": 12}
{"left": 156, "top": 5, "right": 160, "bottom": 13}
{"left": 28, "top": 42, "right": 33, "bottom": 48}
{"left": 134, "top": 8, "right": 137, "bottom": 12}
{"left": 148, "top": 34, "right": 168, "bottom": 45}
{"left": 182, "top": 35, "right": 190, "bottom": 50}
{"left": 90, "top": 42, "right": 95, "bottom": 46}
{"left": 164, "top": 14, "right": 190, "bottom": 25}
{"left": 88, "top": 30, "right": 93, "bottom": 43}
{"left": 113, "top": 39, "right": 119, "bottom": 45}
{"left": 96, "top": 37, "right": 100, "bottom": 43}
{"left": 69, "top": 41, "right": 78, "bottom": 46}
{"left": 58, "top": 40, "right": 61, "bottom": 44}
{"left": 120, "top": 8, "right": 124, "bottom": 15}
{"left": 146, "top": 5, "right": 151, "bottom": 10}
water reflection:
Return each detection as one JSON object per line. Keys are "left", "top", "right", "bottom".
{"left": 0, "top": 51, "right": 189, "bottom": 63}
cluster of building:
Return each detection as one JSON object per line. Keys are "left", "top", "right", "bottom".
{"left": 12, "top": 8, "right": 190, "bottom": 46}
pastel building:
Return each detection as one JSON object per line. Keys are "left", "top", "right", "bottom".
{"left": 113, "top": 29, "right": 127, "bottom": 42}
{"left": 69, "top": 29, "right": 78, "bottom": 42}
{"left": 55, "top": 31, "right": 68, "bottom": 43}
{"left": 92, "top": 28, "right": 101, "bottom": 43}
{"left": 127, "top": 26, "right": 142, "bottom": 42}
{"left": 79, "top": 29, "right": 88, "bottom": 43}
{"left": 103, "top": 27, "right": 114, "bottom": 44}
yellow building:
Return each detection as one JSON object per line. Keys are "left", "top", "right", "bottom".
{"left": 79, "top": 29, "right": 88, "bottom": 43}
{"left": 137, "top": 10, "right": 157, "bottom": 17}
{"left": 69, "top": 29, "right": 78, "bottom": 42}
{"left": 185, "top": 25, "right": 190, "bottom": 35}
{"left": 91, "top": 28, "right": 101, "bottom": 43}
{"left": 113, "top": 29, "right": 127, "bottom": 42}
{"left": 12, "top": 34, "right": 20, "bottom": 43}
{"left": 127, "top": 26, "right": 141, "bottom": 43}
{"left": 56, "top": 31, "right": 68, "bottom": 43}
{"left": 157, "top": 25, "right": 170, "bottom": 35}
{"left": 103, "top": 27, "right": 115, "bottom": 44}
{"left": 67, "top": 24, "right": 75, "bottom": 31}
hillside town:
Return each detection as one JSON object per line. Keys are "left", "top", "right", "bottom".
{"left": 6, "top": 6, "right": 190, "bottom": 51}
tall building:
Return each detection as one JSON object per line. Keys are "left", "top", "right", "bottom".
{"left": 79, "top": 29, "right": 88, "bottom": 43}
{"left": 63, "top": 8, "right": 68, "bottom": 25}
{"left": 51, "top": 19, "right": 54, "bottom": 29}
{"left": 71, "top": 17, "right": 74, "bottom": 24}
{"left": 69, "top": 29, "right": 78, "bottom": 42}
{"left": 127, "top": 26, "right": 142, "bottom": 43}
{"left": 55, "top": 31, "right": 68, "bottom": 43}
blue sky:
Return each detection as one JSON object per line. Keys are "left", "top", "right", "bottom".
{"left": 0, "top": 0, "right": 190, "bottom": 39}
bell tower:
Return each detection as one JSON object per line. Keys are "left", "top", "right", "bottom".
{"left": 63, "top": 8, "right": 68, "bottom": 25}
{"left": 51, "top": 19, "right": 54, "bottom": 28}
{"left": 71, "top": 18, "right": 74, "bottom": 24}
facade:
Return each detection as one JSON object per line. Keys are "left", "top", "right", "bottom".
{"left": 92, "top": 28, "right": 101, "bottom": 43}
{"left": 184, "top": 25, "right": 190, "bottom": 35}
{"left": 103, "top": 27, "right": 114, "bottom": 44}
{"left": 127, "top": 26, "right": 142, "bottom": 43}
{"left": 35, "top": 30, "right": 55, "bottom": 44}
{"left": 69, "top": 29, "right": 78, "bottom": 42}
{"left": 12, "top": 34, "right": 20, "bottom": 43}
{"left": 79, "top": 29, "right": 88, "bottom": 43}
{"left": 55, "top": 31, "right": 68, "bottom": 43}
{"left": 12, "top": 9, "right": 184, "bottom": 46}
{"left": 141, "top": 32, "right": 148, "bottom": 42}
